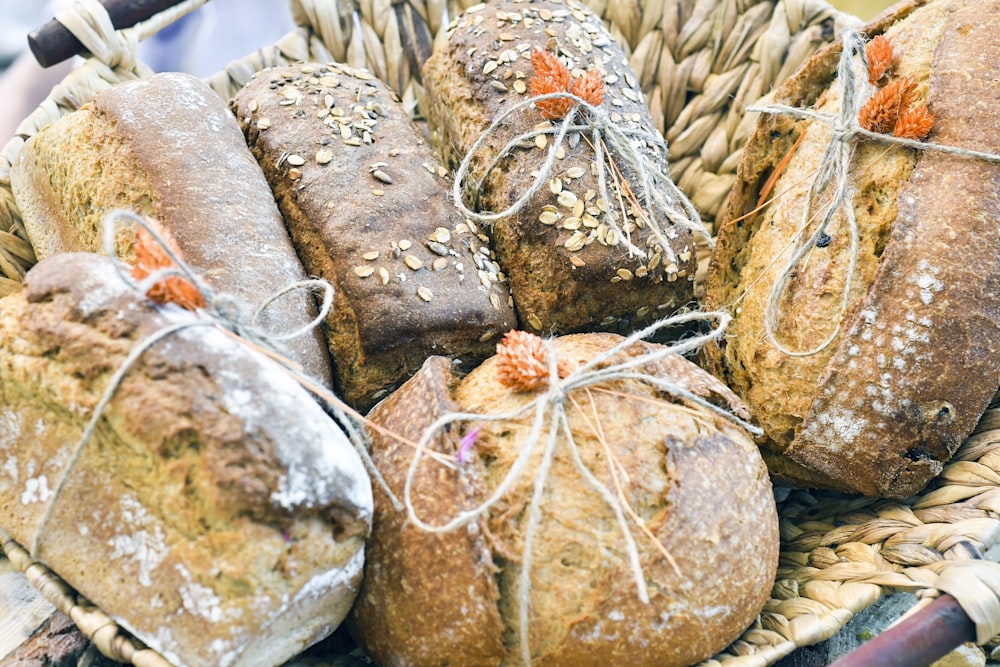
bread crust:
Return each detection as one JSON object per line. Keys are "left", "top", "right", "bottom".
{"left": 232, "top": 63, "right": 517, "bottom": 411}
{"left": 10, "top": 72, "right": 333, "bottom": 387}
{"left": 422, "top": 0, "right": 699, "bottom": 335}
{"left": 703, "top": 0, "right": 1000, "bottom": 497}
{"left": 355, "top": 335, "right": 778, "bottom": 666}
{"left": 0, "top": 253, "right": 372, "bottom": 667}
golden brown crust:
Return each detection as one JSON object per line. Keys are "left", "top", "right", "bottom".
{"left": 703, "top": 0, "right": 1000, "bottom": 497}
{"left": 232, "top": 63, "right": 517, "bottom": 411}
{"left": 422, "top": 0, "right": 698, "bottom": 335}
{"left": 10, "top": 73, "right": 333, "bottom": 388}
{"left": 356, "top": 334, "right": 778, "bottom": 666}
{"left": 0, "top": 253, "right": 372, "bottom": 667}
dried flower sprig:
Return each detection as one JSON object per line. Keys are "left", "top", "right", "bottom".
{"left": 495, "top": 330, "right": 577, "bottom": 391}
{"left": 528, "top": 48, "right": 605, "bottom": 120}
{"left": 858, "top": 76, "right": 917, "bottom": 134}
{"left": 131, "top": 217, "right": 205, "bottom": 311}
{"left": 893, "top": 105, "right": 935, "bottom": 140}
{"left": 865, "top": 34, "right": 894, "bottom": 85}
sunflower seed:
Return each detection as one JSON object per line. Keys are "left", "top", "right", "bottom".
{"left": 362, "top": 250, "right": 380, "bottom": 261}
{"left": 354, "top": 265, "right": 374, "bottom": 278}
{"left": 417, "top": 286, "right": 433, "bottom": 302}
{"left": 404, "top": 255, "right": 423, "bottom": 270}
{"left": 527, "top": 313, "right": 543, "bottom": 330}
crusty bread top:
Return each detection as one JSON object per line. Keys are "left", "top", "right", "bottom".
{"left": 0, "top": 252, "right": 373, "bottom": 666}
{"left": 356, "top": 335, "right": 777, "bottom": 667}
{"left": 10, "top": 72, "right": 333, "bottom": 386}
{"left": 703, "top": 0, "right": 1000, "bottom": 497}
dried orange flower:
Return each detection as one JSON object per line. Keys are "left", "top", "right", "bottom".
{"left": 529, "top": 48, "right": 605, "bottom": 120}
{"left": 570, "top": 69, "right": 605, "bottom": 108}
{"left": 496, "top": 330, "right": 550, "bottom": 391}
{"left": 131, "top": 217, "right": 206, "bottom": 311}
{"left": 530, "top": 48, "right": 574, "bottom": 120}
{"left": 893, "top": 105, "right": 935, "bottom": 140}
{"left": 865, "top": 35, "right": 894, "bottom": 85}
{"left": 858, "top": 76, "right": 918, "bottom": 134}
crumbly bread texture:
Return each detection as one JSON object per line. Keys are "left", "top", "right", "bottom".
{"left": 10, "top": 72, "right": 333, "bottom": 387}
{"left": 421, "top": 0, "right": 699, "bottom": 336}
{"left": 0, "top": 253, "right": 373, "bottom": 667}
{"left": 353, "top": 334, "right": 778, "bottom": 667}
{"left": 702, "top": 0, "right": 1000, "bottom": 498}
{"left": 232, "top": 63, "right": 517, "bottom": 411}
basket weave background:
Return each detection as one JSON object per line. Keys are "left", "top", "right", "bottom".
{"left": 1, "top": 0, "right": 1000, "bottom": 665}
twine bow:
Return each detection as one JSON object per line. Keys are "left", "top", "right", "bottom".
{"left": 452, "top": 91, "right": 712, "bottom": 265}
{"left": 29, "top": 209, "right": 390, "bottom": 556}
{"left": 402, "top": 309, "right": 759, "bottom": 666}
{"left": 749, "top": 30, "right": 1000, "bottom": 358}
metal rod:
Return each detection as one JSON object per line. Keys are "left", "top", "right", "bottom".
{"left": 828, "top": 594, "right": 977, "bottom": 667}
{"left": 27, "top": 0, "right": 188, "bottom": 68}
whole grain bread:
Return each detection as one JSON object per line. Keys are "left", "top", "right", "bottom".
{"left": 9, "top": 72, "right": 333, "bottom": 387}
{"left": 421, "top": 0, "right": 700, "bottom": 336}
{"left": 352, "top": 334, "right": 778, "bottom": 667}
{"left": 702, "top": 0, "right": 1000, "bottom": 498}
{"left": 231, "top": 63, "right": 517, "bottom": 411}
{"left": 0, "top": 253, "right": 373, "bottom": 667}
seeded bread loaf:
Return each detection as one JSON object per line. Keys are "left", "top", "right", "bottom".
{"left": 9, "top": 72, "right": 332, "bottom": 387}
{"left": 421, "top": 0, "right": 699, "bottom": 335}
{"left": 232, "top": 63, "right": 517, "bottom": 411}
{"left": 702, "top": 0, "right": 1000, "bottom": 498}
{"left": 0, "top": 252, "right": 373, "bottom": 667}
{"left": 352, "top": 334, "right": 778, "bottom": 667}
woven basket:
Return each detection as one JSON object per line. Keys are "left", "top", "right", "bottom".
{"left": 1, "top": 0, "right": 1000, "bottom": 666}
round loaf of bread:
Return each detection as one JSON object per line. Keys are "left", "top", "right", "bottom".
{"left": 0, "top": 253, "right": 372, "bottom": 667}
{"left": 352, "top": 333, "right": 778, "bottom": 667}
{"left": 702, "top": 0, "right": 1000, "bottom": 498}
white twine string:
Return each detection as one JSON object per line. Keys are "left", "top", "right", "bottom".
{"left": 29, "top": 209, "right": 394, "bottom": 557}
{"left": 452, "top": 91, "right": 711, "bottom": 264}
{"left": 401, "top": 309, "right": 759, "bottom": 666}
{"left": 749, "top": 30, "right": 1000, "bottom": 358}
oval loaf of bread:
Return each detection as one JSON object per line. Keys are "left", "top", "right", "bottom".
{"left": 422, "top": 0, "right": 700, "bottom": 336}
{"left": 10, "top": 72, "right": 333, "bottom": 386}
{"left": 352, "top": 335, "right": 778, "bottom": 667}
{"left": 231, "top": 62, "right": 517, "bottom": 411}
{"left": 702, "top": 0, "right": 1000, "bottom": 498}
{"left": 0, "top": 253, "right": 373, "bottom": 667}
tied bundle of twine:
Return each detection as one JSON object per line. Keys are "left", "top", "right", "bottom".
{"left": 399, "top": 309, "right": 760, "bottom": 666}
{"left": 31, "top": 209, "right": 390, "bottom": 558}
{"left": 451, "top": 90, "right": 713, "bottom": 265}
{"left": 751, "top": 29, "right": 1000, "bottom": 358}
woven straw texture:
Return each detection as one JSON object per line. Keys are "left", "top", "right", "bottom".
{"left": 2, "top": 0, "right": 1000, "bottom": 666}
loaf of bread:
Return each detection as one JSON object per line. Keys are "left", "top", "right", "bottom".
{"left": 702, "top": 0, "right": 1000, "bottom": 498}
{"left": 0, "top": 252, "right": 373, "bottom": 667}
{"left": 421, "top": 0, "right": 700, "bottom": 335}
{"left": 352, "top": 333, "right": 778, "bottom": 667}
{"left": 231, "top": 62, "right": 518, "bottom": 411}
{"left": 9, "top": 72, "right": 333, "bottom": 386}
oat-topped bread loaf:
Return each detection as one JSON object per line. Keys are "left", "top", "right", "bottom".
{"left": 422, "top": 0, "right": 702, "bottom": 335}
{"left": 702, "top": 0, "right": 1000, "bottom": 498}
{"left": 353, "top": 333, "right": 778, "bottom": 667}
{"left": 232, "top": 63, "right": 517, "bottom": 411}
{"left": 9, "top": 72, "right": 332, "bottom": 386}
{"left": 0, "top": 253, "right": 373, "bottom": 667}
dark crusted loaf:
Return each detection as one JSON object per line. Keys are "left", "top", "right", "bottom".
{"left": 232, "top": 63, "right": 517, "bottom": 410}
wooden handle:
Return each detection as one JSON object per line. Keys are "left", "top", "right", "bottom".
{"left": 27, "top": 0, "right": 189, "bottom": 68}
{"left": 828, "top": 594, "right": 977, "bottom": 667}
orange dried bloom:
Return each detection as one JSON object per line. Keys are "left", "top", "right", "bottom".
{"left": 893, "top": 105, "right": 935, "bottom": 140}
{"left": 530, "top": 48, "right": 573, "bottom": 120}
{"left": 865, "top": 35, "right": 894, "bottom": 85}
{"left": 131, "top": 218, "right": 205, "bottom": 311}
{"left": 496, "top": 330, "right": 550, "bottom": 391}
{"left": 570, "top": 69, "right": 605, "bottom": 108}
{"left": 858, "top": 76, "right": 918, "bottom": 134}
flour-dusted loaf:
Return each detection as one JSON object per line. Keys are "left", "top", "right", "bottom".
{"left": 231, "top": 62, "right": 517, "bottom": 411}
{"left": 422, "top": 0, "right": 700, "bottom": 335}
{"left": 353, "top": 334, "right": 778, "bottom": 667}
{"left": 0, "top": 253, "right": 373, "bottom": 667}
{"left": 10, "top": 72, "right": 333, "bottom": 386}
{"left": 702, "top": 0, "right": 1000, "bottom": 498}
